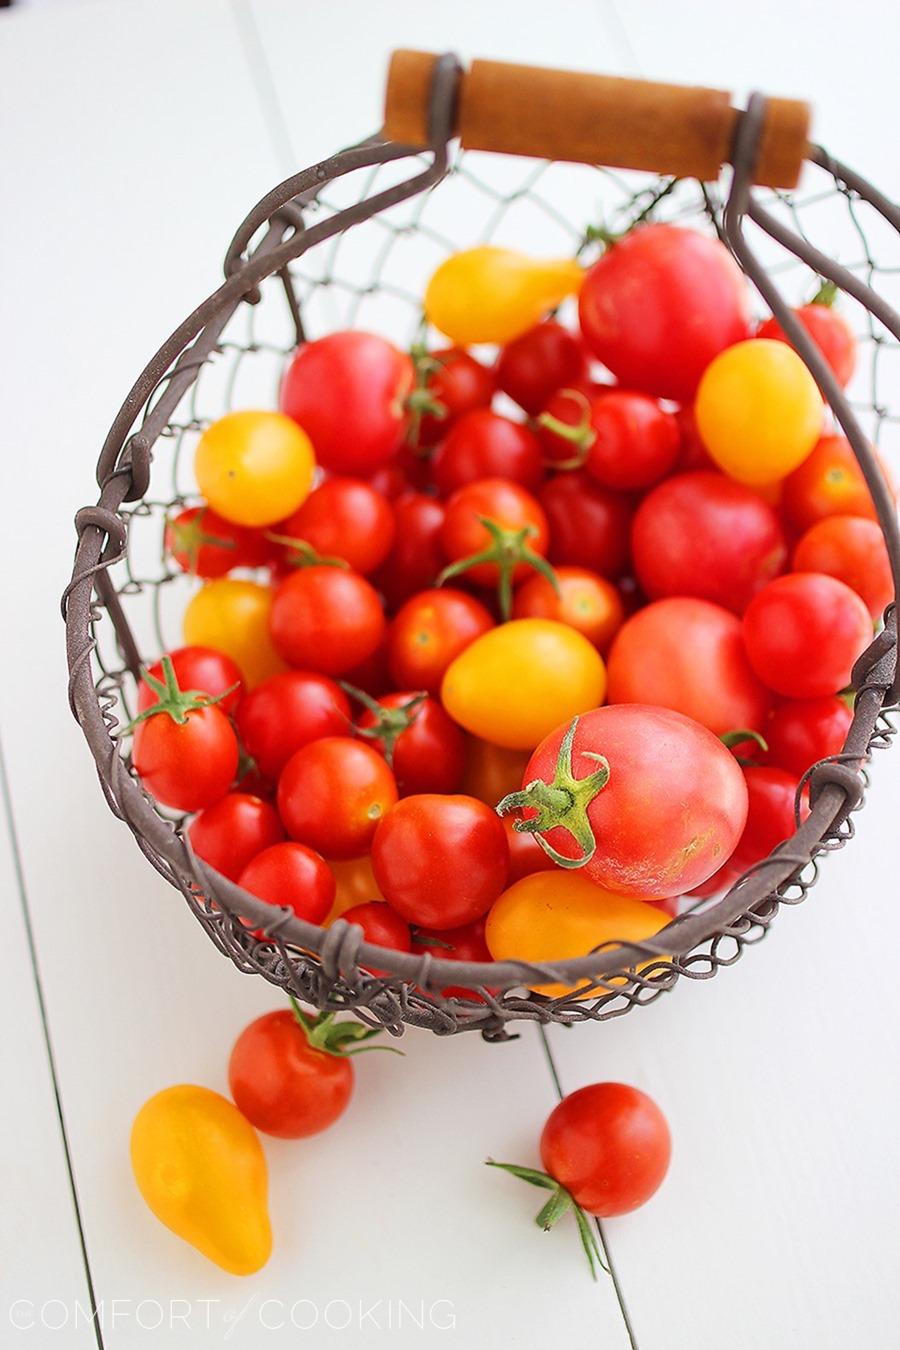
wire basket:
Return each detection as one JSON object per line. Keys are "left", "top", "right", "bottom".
{"left": 64, "top": 53, "right": 900, "bottom": 1039}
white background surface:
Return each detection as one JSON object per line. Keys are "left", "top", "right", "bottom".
{"left": 1, "top": 1, "right": 898, "bottom": 1347}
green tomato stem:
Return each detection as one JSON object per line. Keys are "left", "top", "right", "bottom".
{"left": 436, "top": 516, "right": 559, "bottom": 621}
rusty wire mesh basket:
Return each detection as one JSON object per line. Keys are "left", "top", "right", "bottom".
{"left": 64, "top": 53, "right": 900, "bottom": 1039}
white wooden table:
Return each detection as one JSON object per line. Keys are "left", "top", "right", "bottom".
{"left": 1, "top": 2, "right": 898, "bottom": 1345}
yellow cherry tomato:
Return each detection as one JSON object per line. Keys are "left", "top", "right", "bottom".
{"left": 131, "top": 1085, "right": 272, "bottom": 1275}
{"left": 441, "top": 618, "right": 606, "bottom": 751}
{"left": 194, "top": 410, "right": 315, "bottom": 527}
{"left": 183, "top": 579, "right": 286, "bottom": 689}
{"left": 485, "top": 871, "right": 668, "bottom": 998}
{"left": 424, "top": 247, "right": 583, "bottom": 346}
{"left": 325, "top": 855, "right": 384, "bottom": 923}
{"left": 695, "top": 338, "right": 823, "bottom": 486}
{"left": 460, "top": 736, "right": 532, "bottom": 806}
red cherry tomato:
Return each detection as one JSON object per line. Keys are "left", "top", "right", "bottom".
{"left": 341, "top": 901, "right": 412, "bottom": 976}
{"left": 280, "top": 331, "right": 413, "bottom": 473}
{"left": 278, "top": 737, "right": 398, "bottom": 860}
{"left": 582, "top": 390, "right": 681, "bottom": 491}
{"left": 495, "top": 320, "right": 588, "bottom": 416}
{"left": 742, "top": 573, "right": 872, "bottom": 698}
{"left": 238, "top": 841, "right": 335, "bottom": 925}
{"left": 540, "top": 1082, "right": 671, "bottom": 1217}
{"left": 272, "top": 479, "right": 395, "bottom": 576}
{"left": 353, "top": 691, "right": 467, "bottom": 796}
{"left": 340, "top": 634, "right": 392, "bottom": 699}
{"left": 373, "top": 493, "right": 445, "bottom": 612}
{"left": 138, "top": 646, "right": 244, "bottom": 717}
{"left": 502, "top": 816, "right": 558, "bottom": 883}
{"left": 782, "top": 435, "right": 891, "bottom": 533}
{"left": 269, "top": 566, "right": 385, "bottom": 675}
{"left": 188, "top": 793, "right": 284, "bottom": 882}
{"left": 132, "top": 660, "right": 239, "bottom": 812}
{"left": 792, "top": 515, "right": 893, "bottom": 620}
{"left": 607, "top": 598, "right": 771, "bottom": 737}
{"left": 733, "top": 766, "right": 808, "bottom": 868}
{"left": 372, "top": 794, "right": 509, "bottom": 928}
{"left": 686, "top": 863, "right": 742, "bottom": 898}
{"left": 235, "top": 670, "right": 351, "bottom": 781}
{"left": 409, "top": 346, "right": 495, "bottom": 449}
{"left": 228, "top": 1008, "right": 353, "bottom": 1138}
{"left": 631, "top": 471, "right": 788, "bottom": 614}
{"left": 432, "top": 410, "right": 544, "bottom": 496}
{"left": 539, "top": 471, "right": 633, "bottom": 577}
{"left": 511, "top": 566, "right": 624, "bottom": 653}
{"left": 440, "top": 478, "right": 550, "bottom": 586}
{"left": 535, "top": 384, "right": 605, "bottom": 467}
{"left": 766, "top": 696, "right": 853, "bottom": 777}
{"left": 756, "top": 297, "right": 857, "bottom": 388}
{"left": 673, "top": 404, "right": 715, "bottom": 472}
{"left": 411, "top": 917, "right": 496, "bottom": 1001}
{"left": 165, "top": 505, "right": 271, "bottom": 578}
{"left": 579, "top": 224, "right": 752, "bottom": 402}
{"left": 388, "top": 588, "right": 494, "bottom": 695}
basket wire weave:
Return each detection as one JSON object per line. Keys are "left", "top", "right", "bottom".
{"left": 64, "top": 69, "right": 900, "bottom": 1039}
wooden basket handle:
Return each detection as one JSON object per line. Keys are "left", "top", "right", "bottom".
{"left": 383, "top": 50, "right": 811, "bottom": 189}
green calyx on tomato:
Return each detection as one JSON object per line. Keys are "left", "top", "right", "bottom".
{"left": 166, "top": 507, "right": 236, "bottom": 573}
{"left": 485, "top": 1161, "right": 609, "bottom": 1281}
{"left": 719, "top": 727, "right": 769, "bottom": 766}
{"left": 264, "top": 532, "right": 350, "bottom": 571}
{"left": 405, "top": 345, "right": 449, "bottom": 448}
{"left": 809, "top": 278, "right": 839, "bottom": 308}
{"left": 437, "top": 516, "right": 559, "bottom": 621}
{"left": 536, "top": 388, "right": 596, "bottom": 470}
{"left": 341, "top": 683, "right": 428, "bottom": 767}
{"left": 496, "top": 717, "right": 609, "bottom": 868}
{"left": 123, "top": 655, "right": 236, "bottom": 733}
{"left": 288, "top": 997, "right": 401, "bottom": 1058}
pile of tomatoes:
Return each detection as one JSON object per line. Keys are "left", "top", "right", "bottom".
{"left": 128, "top": 219, "right": 893, "bottom": 998}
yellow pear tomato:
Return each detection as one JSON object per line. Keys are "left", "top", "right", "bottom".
{"left": 194, "top": 410, "right": 315, "bottom": 527}
{"left": 485, "top": 871, "right": 668, "bottom": 998}
{"left": 183, "top": 578, "right": 286, "bottom": 689}
{"left": 441, "top": 618, "right": 606, "bottom": 750}
{"left": 695, "top": 338, "right": 823, "bottom": 486}
{"left": 130, "top": 1085, "right": 272, "bottom": 1275}
{"left": 424, "top": 247, "right": 583, "bottom": 346}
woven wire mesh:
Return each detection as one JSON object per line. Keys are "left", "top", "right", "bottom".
{"left": 68, "top": 139, "right": 899, "bottom": 1039}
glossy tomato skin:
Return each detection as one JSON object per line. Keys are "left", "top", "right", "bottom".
{"left": 133, "top": 705, "right": 239, "bottom": 813}
{"left": 579, "top": 224, "right": 751, "bottom": 402}
{"left": 270, "top": 566, "right": 385, "bottom": 675}
{"left": 341, "top": 901, "right": 412, "bottom": 977}
{"left": 387, "top": 588, "right": 494, "bottom": 695}
{"left": 540, "top": 1083, "right": 671, "bottom": 1217}
{"left": 238, "top": 841, "right": 335, "bottom": 926}
{"left": 165, "top": 505, "right": 271, "bottom": 578}
{"left": 280, "top": 331, "right": 413, "bottom": 474}
{"left": 235, "top": 670, "right": 351, "bottom": 781}
{"left": 183, "top": 579, "right": 286, "bottom": 690}
{"left": 273, "top": 479, "right": 395, "bottom": 576}
{"left": 742, "top": 573, "right": 872, "bottom": 698}
{"left": 782, "top": 435, "right": 889, "bottom": 533}
{"left": 412, "top": 347, "right": 495, "bottom": 449}
{"left": 194, "top": 410, "right": 315, "bottom": 528}
{"left": 189, "top": 793, "right": 284, "bottom": 882}
{"left": 518, "top": 706, "right": 748, "bottom": 897}
{"left": 411, "top": 917, "right": 495, "bottom": 1001}
{"left": 733, "top": 766, "right": 807, "bottom": 868}
{"left": 512, "top": 567, "right": 624, "bottom": 653}
{"left": 432, "top": 410, "right": 544, "bottom": 496}
{"left": 583, "top": 390, "right": 680, "bottom": 491}
{"left": 373, "top": 494, "right": 446, "bottom": 611}
{"left": 539, "top": 472, "right": 633, "bottom": 577}
{"left": 495, "top": 320, "right": 588, "bottom": 416}
{"left": 278, "top": 738, "right": 398, "bottom": 861}
{"left": 372, "top": 794, "right": 509, "bottom": 928}
{"left": 607, "top": 598, "right": 771, "bottom": 737}
{"left": 229, "top": 1011, "right": 352, "bottom": 1138}
{"left": 757, "top": 302, "right": 857, "bottom": 388}
{"left": 502, "top": 816, "right": 558, "bottom": 883}
{"left": 138, "top": 647, "right": 244, "bottom": 717}
{"left": 766, "top": 696, "right": 852, "bottom": 778}
{"left": 792, "top": 515, "right": 893, "bottom": 620}
{"left": 440, "top": 479, "right": 549, "bottom": 587}
{"left": 355, "top": 693, "right": 466, "bottom": 796}
{"left": 631, "top": 472, "right": 787, "bottom": 614}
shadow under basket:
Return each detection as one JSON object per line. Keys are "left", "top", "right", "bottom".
{"left": 64, "top": 52, "right": 900, "bottom": 1039}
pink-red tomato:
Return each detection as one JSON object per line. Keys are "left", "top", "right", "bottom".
{"left": 188, "top": 793, "right": 285, "bottom": 882}
{"left": 372, "top": 794, "right": 509, "bottom": 928}
{"left": 277, "top": 737, "right": 398, "bottom": 860}
{"left": 742, "top": 572, "right": 872, "bottom": 698}
{"left": 280, "top": 331, "right": 413, "bottom": 473}
{"left": 373, "top": 493, "right": 446, "bottom": 611}
{"left": 607, "top": 597, "right": 772, "bottom": 737}
{"left": 238, "top": 841, "right": 335, "bottom": 926}
{"left": 432, "top": 410, "right": 544, "bottom": 496}
{"left": 228, "top": 1009, "right": 352, "bottom": 1138}
{"left": 165, "top": 505, "right": 271, "bottom": 578}
{"left": 583, "top": 390, "right": 681, "bottom": 491}
{"left": 792, "top": 514, "right": 893, "bottom": 620}
{"left": 495, "top": 320, "right": 588, "bottom": 416}
{"left": 269, "top": 566, "right": 385, "bottom": 675}
{"left": 579, "top": 224, "right": 752, "bottom": 402}
{"left": 387, "top": 588, "right": 494, "bottom": 695}
{"left": 782, "top": 434, "right": 892, "bottom": 533}
{"left": 235, "top": 670, "right": 351, "bottom": 781}
{"left": 511, "top": 566, "right": 624, "bottom": 653}
{"left": 539, "top": 471, "right": 633, "bottom": 577}
{"left": 354, "top": 692, "right": 467, "bottom": 796}
{"left": 757, "top": 300, "right": 857, "bottom": 388}
{"left": 631, "top": 471, "right": 787, "bottom": 613}
{"left": 138, "top": 647, "right": 244, "bottom": 718}
{"left": 273, "top": 479, "right": 395, "bottom": 576}
{"left": 732, "top": 765, "right": 807, "bottom": 868}
{"left": 409, "top": 347, "right": 495, "bottom": 449}
{"left": 766, "top": 696, "right": 853, "bottom": 777}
